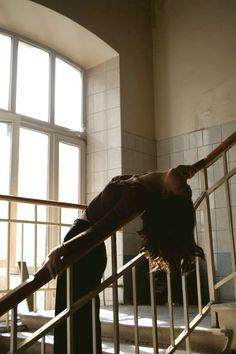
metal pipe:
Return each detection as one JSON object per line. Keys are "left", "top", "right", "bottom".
{"left": 111, "top": 232, "right": 120, "bottom": 354}
{"left": 132, "top": 266, "right": 139, "bottom": 354}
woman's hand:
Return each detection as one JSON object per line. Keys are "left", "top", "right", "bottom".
{"left": 42, "top": 244, "right": 68, "bottom": 279}
{"left": 174, "top": 165, "right": 197, "bottom": 179}
{"left": 164, "top": 166, "right": 193, "bottom": 199}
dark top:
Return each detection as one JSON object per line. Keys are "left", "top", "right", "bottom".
{"left": 65, "top": 174, "right": 154, "bottom": 256}
{"left": 85, "top": 174, "right": 150, "bottom": 224}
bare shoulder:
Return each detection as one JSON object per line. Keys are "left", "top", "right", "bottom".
{"left": 134, "top": 171, "right": 164, "bottom": 192}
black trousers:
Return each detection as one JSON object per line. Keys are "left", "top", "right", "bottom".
{"left": 54, "top": 219, "right": 107, "bottom": 354}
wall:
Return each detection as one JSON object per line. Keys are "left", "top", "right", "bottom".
{"left": 32, "top": 0, "right": 155, "bottom": 140}
{"left": 153, "top": 0, "right": 236, "bottom": 140}
{"left": 156, "top": 121, "right": 236, "bottom": 301}
{"left": 85, "top": 57, "right": 157, "bottom": 303}
{"left": 85, "top": 56, "right": 124, "bottom": 304}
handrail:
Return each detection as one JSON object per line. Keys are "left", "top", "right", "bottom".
{"left": 191, "top": 131, "right": 236, "bottom": 173}
{"left": 0, "top": 194, "right": 86, "bottom": 209}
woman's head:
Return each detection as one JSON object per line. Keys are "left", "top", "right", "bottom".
{"left": 139, "top": 193, "right": 204, "bottom": 273}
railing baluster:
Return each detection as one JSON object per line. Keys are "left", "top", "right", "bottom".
{"left": 20, "top": 223, "right": 24, "bottom": 283}
{"left": 40, "top": 336, "right": 46, "bottom": 354}
{"left": 66, "top": 266, "right": 73, "bottom": 354}
{"left": 111, "top": 232, "right": 120, "bottom": 354}
{"left": 200, "top": 168, "right": 217, "bottom": 326}
{"left": 34, "top": 205, "right": 38, "bottom": 311}
{"left": 149, "top": 259, "right": 158, "bottom": 354}
{"left": 223, "top": 151, "right": 236, "bottom": 299}
{"left": 6, "top": 202, "right": 11, "bottom": 330}
{"left": 10, "top": 306, "right": 18, "bottom": 354}
{"left": 167, "top": 268, "right": 174, "bottom": 346}
{"left": 92, "top": 297, "right": 97, "bottom": 354}
{"left": 132, "top": 266, "right": 139, "bottom": 354}
{"left": 181, "top": 271, "right": 191, "bottom": 353}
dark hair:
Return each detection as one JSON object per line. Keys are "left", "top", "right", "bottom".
{"left": 138, "top": 193, "right": 204, "bottom": 274}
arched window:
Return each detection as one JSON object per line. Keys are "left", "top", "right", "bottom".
{"left": 0, "top": 30, "right": 85, "bottom": 206}
{"left": 0, "top": 31, "right": 85, "bottom": 302}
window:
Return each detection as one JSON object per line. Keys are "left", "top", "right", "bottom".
{"left": 16, "top": 41, "right": 50, "bottom": 121}
{"left": 0, "top": 31, "right": 85, "bottom": 205}
{"left": 0, "top": 31, "right": 85, "bottom": 302}
{"left": 0, "top": 34, "right": 11, "bottom": 110}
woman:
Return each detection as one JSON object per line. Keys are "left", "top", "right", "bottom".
{"left": 46, "top": 164, "right": 204, "bottom": 354}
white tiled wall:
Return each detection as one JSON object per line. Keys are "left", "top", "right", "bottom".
{"left": 156, "top": 121, "right": 236, "bottom": 301}
{"left": 122, "top": 130, "right": 157, "bottom": 257}
{"left": 85, "top": 59, "right": 236, "bottom": 303}
{"left": 85, "top": 56, "right": 122, "bottom": 304}
{"left": 85, "top": 56, "right": 121, "bottom": 202}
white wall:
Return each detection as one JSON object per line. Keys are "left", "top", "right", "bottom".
{"left": 153, "top": 0, "right": 236, "bottom": 140}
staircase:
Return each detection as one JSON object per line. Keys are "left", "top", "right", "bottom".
{"left": 0, "top": 306, "right": 231, "bottom": 354}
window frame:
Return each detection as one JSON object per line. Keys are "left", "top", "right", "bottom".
{"left": 0, "top": 28, "right": 86, "bottom": 204}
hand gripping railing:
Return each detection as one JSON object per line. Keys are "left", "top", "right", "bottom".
{"left": 0, "top": 131, "right": 235, "bottom": 354}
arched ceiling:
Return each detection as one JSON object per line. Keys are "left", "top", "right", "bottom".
{"left": 0, "top": 0, "right": 118, "bottom": 69}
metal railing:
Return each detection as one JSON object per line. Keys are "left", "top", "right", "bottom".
{"left": 0, "top": 132, "right": 236, "bottom": 354}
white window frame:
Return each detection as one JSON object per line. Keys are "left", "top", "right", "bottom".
{"left": 0, "top": 28, "right": 86, "bottom": 204}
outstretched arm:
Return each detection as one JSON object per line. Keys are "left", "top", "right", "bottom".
{"left": 44, "top": 183, "right": 147, "bottom": 278}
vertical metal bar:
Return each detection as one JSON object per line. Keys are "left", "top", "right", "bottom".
{"left": 149, "top": 260, "right": 158, "bottom": 354}
{"left": 66, "top": 266, "right": 73, "bottom": 354}
{"left": 92, "top": 297, "right": 97, "bottom": 354}
{"left": 166, "top": 268, "right": 174, "bottom": 346}
{"left": 223, "top": 152, "right": 236, "bottom": 298}
{"left": 199, "top": 168, "right": 216, "bottom": 326}
{"left": 6, "top": 202, "right": 11, "bottom": 330}
{"left": 111, "top": 233, "right": 120, "bottom": 354}
{"left": 195, "top": 256, "right": 203, "bottom": 315}
{"left": 20, "top": 223, "right": 24, "bottom": 283}
{"left": 194, "top": 225, "right": 203, "bottom": 315}
{"left": 132, "top": 266, "right": 139, "bottom": 354}
{"left": 181, "top": 271, "right": 191, "bottom": 353}
{"left": 10, "top": 306, "right": 17, "bottom": 354}
{"left": 34, "top": 205, "right": 38, "bottom": 311}
{"left": 41, "top": 336, "right": 46, "bottom": 354}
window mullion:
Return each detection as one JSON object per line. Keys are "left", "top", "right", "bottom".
{"left": 49, "top": 53, "right": 56, "bottom": 126}
{"left": 10, "top": 120, "right": 20, "bottom": 196}
{"left": 9, "top": 37, "right": 18, "bottom": 113}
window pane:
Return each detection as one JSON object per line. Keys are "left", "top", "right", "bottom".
{"left": 16, "top": 41, "right": 49, "bottom": 121}
{"left": 0, "top": 122, "right": 11, "bottom": 194}
{"left": 0, "top": 34, "right": 11, "bottom": 110}
{"left": 18, "top": 128, "right": 48, "bottom": 199}
{"left": 55, "top": 58, "right": 83, "bottom": 131}
{"left": 59, "top": 142, "right": 80, "bottom": 225}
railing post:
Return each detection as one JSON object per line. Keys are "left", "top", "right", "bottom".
{"left": 149, "top": 259, "right": 159, "bottom": 354}
{"left": 66, "top": 266, "right": 73, "bottom": 354}
{"left": 181, "top": 271, "right": 191, "bottom": 353}
{"left": 92, "top": 297, "right": 97, "bottom": 354}
{"left": 10, "top": 306, "right": 18, "bottom": 354}
{"left": 199, "top": 168, "right": 217, "bottom": 326}
{"left": 111, "top": 232, "right": 120, "bottom": 354}
{"left": 132, "top": 266, "right": 139, "bottom": 354}
{"left": 223, "top": 151, "right": 236, "bottom": 299}
{"left": 167, "top": 268, "right": 174, "bottom": 346}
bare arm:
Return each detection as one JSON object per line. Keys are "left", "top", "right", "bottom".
{"left": 44, "top": 183, "right": 147, "bottom": 278}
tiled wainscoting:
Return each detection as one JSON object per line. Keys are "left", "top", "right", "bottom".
{"left": 156, "top": 121, "right": 236, "bottom": 301}
{"left": 85, "top": 56, "right": 123, "bottom": 304}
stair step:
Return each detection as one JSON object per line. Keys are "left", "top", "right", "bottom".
{"left": 0, "top": 332, "right": 223, "bottom": 354}
{"left": 19, "top": 311, "right": 229, "bottom": 352}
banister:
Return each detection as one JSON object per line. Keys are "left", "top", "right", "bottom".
{"left": 0, "top": 132, "right": 236, "bottom": 324}
{"left": 0, "top": 194, "right": 86, "bottom": 209}
{"left": 191, "top": 131, "right": 236, "bottom": 173}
